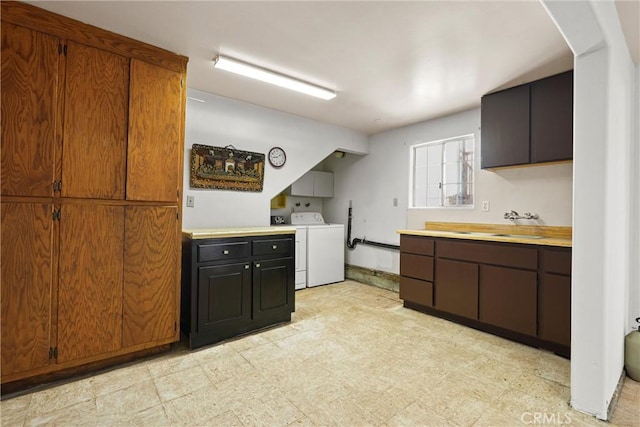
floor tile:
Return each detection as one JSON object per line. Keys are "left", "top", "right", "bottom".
{"left": 89, "top": 360, "right": 150, "bottom": 397}
{"left": 25, "top": 378, "right": 94, "bottom": 416}
{"left": 1, "top": 281, "right": 637, "bottom": 427}
{"left": 95, "top": 379, "right": 160, "bottom": 416}
{"left": 152, "top": 364, "right": 212, "bottom": 402}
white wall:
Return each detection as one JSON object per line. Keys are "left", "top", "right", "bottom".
{"left": 324, "top": 107, "right": 573, "bottom": 275}
{"left": 543, "top": 0, "right": 637, "bottom": 419}
{"left": 183, "top": 89, "right": 368, "bottom": 229}
{"left": 630, "top": 64, "right": 640, "bottom": 352}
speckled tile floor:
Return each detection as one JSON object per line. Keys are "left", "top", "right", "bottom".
{"left": 1, "top": 280, "right": 639, "bottom": 426}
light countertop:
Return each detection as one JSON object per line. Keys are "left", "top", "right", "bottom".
{"left": 397, "top": 222, "right": 572, "bottom": 247}
{"left": 183, "top": 226, "right": 297, "bottom": 239}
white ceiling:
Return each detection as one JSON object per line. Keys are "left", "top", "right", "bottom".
{"left": 27, "top": 1, "right": 626, "bottom": 135}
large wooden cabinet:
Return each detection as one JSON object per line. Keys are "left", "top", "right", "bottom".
{"left": 182, "top": 233, "right": 295, "bottom": 349}
{"left": 481, "top": 70, "right": 573, "bottom": 169}
{"left": 1, "top": 2, "right": 187, "bottom": 385}
{"left": 400, "top": 234, "right": 572, "bottom": 357}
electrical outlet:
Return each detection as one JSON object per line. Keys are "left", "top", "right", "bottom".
{"left": 481, "top": 200, "right": 490, "bottom": 212}
{"left": 186, "top": 195, "right": 195, "bottom": 207}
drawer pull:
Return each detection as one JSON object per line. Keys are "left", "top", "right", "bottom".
{"left": 256, "top": 263, "right": 261, "bottom": 268}
{"left": 223, "top": 250, "right": 229, "bottom": 255}
{"left": 272, "top": 245, "right": 277, "bottom": 250}
{"left": 245, "top": 265, "right": 250, "bottom": 269}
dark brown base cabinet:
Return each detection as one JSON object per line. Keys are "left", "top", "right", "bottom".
{"left": 399, "top": 235, "right": 571, "bottom": 358}
{"left": 182, "top": 234, "right": 295, "bottom": 349}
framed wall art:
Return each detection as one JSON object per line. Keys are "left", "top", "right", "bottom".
{"left": 190, "top": 144, "right": 265, "bottom": 192}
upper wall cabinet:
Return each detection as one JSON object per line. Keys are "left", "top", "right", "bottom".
{"left": 127, "top": 60, "right": 183, "bottom": 202}
{"left": 1, "top": 23, "right": 59, "bottom": 197}
{"left": 1, "top": 3, "right": 187, "bottom": 201}
{"left": 481, "top": 70, "right": 573, "bottom": 169}
{"left": 291, "top": 171, "right": 334, "bottom": 197}
{"left": 62, "top": 42, "right": 129, "bottom": 199}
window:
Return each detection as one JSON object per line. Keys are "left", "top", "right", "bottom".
{"left": 410, "top": 135, "right": 474, "bottom": 208}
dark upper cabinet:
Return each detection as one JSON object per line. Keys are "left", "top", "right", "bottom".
{"left": 530, "top": 71, "right": 574, "bottom": 164}
{"left": 481, "top": 85, "right": 530, "bottom": 168}
{"left": 481, "top": 70, "right": 573, "bottom": 169}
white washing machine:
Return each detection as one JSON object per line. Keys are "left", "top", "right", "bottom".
{"left": 291, "top": 212, "right": 345, "bottom": 288}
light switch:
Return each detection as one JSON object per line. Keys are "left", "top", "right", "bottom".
{"left": 186, "top": 195, "right": 195, "bottom": 207}
{"left": 481, "top": 200, "right": 490, "bottom": 212}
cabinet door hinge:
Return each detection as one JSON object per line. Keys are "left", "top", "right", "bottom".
{"left": 176, "top": 211, "right": 179, "bottom": 220}
{"left": 63, "top": 44, "right": 68, "bottom": 56}
{"left": 52, "top": 209, "right": 61, "bottom": 221}
{"left": 49, "top": 346, "right": 58, "bottom": 359}
{"left": 53, "top": 180, "right": 62, "bottom": 192}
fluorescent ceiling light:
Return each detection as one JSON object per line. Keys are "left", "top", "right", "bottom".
{"left": 213, "top": 55, "right": 336, "bottom": 100}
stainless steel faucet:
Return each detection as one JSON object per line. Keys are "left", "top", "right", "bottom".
{"left": 504, "top": 210, "right": 539, "bottom": 221}
{"left": 504, "top": 210, "right": 520, "bottom": 221}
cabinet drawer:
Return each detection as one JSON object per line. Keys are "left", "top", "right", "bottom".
{"left": 400, "top": 235, "right": 434, "bottom": 256}
{"left": 399, "top": 277, "right": 433, "bottom": 307}
{"left": 541, "top": 248, "right": 571, "bottom": 275}
{"left": 252, "top": 238, "right": 293, "bottom": 257}
{"left": 400, "top": 253, "right": 433, "bottom": 281}
{"left": 437, "top": 239, "right": 537, "bottom": 270}
{"left": 198, "top": 241, "right": 250, "bottom": 262}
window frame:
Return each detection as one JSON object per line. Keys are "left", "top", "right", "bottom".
{"left": 409, "top": 134, "right": 475, "bottom": 209}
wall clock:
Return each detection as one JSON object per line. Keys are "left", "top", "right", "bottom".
{"left": 268, "top": 146, "right": 287, "bottom": 168}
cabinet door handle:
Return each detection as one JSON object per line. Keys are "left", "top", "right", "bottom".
{"left": 223, "top": 250, "right": 229, "bottom": 255}
{"left": 256, "top": 263, "right": 261, "bottom": 268}
{"left": 272, "top": 245, "right": 277, "bottom": 250}
{"left": 245, "top": 265, "right": 250, "bottom": 269}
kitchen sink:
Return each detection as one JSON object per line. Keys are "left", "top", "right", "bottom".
{"left": 493, "top": 234, "right": 545, "bottom": 239}
{"left": 449, "top": 231, "right": 499, "bottom": 236}
{"left": 448, "top": 231, "right": 545, "bottom": 239}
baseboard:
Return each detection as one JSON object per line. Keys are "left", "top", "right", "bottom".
{"left": 345, "top": 264, "right": 399, "bottom": 292}
{"left": 606, "top": 369, "right": 626, "bottom": 420}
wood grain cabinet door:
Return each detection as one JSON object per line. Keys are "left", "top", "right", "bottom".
{"left": 127, "top": 59, "right": 183, "bottom": 202}
{"left": 62, "top": 41, "right": 129, "bottom": 199}
{"left": 1, "top": 23, "right": 58, "bottom": 197}
{"left": 123, "top": 206, "right": 179, "bottom": 347}
{"left": 1, "top": 202, "right": 53, "bottom": 377}
{"left": 57, "top": 204, "right": 124, "bottom": 363}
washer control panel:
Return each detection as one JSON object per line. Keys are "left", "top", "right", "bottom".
{"left": 291, "top": 212, "right": 326, "bottom": 225}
